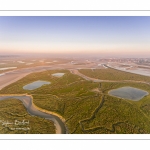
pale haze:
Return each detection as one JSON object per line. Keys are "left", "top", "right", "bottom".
{"left": 0, "top": 16, "right": 150, "bottom": 57}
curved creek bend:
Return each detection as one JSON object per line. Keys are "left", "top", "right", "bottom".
{"left": 0, "top": 95, "right": 67, "bottom": 134}
{"left": 1, "top": 66, "right": 150, "bottom": 134}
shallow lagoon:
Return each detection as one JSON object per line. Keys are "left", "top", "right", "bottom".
{"left": 0, "top": 67, "right": 17, "bottom": 70}
{"left": 23, "top": 80, "right": 50, "bottom": 90}
{"left": 108, "top": 86, "right": 149, "bottom": 101}
{"left": 52, "top": 73, "right": 65, "bottom": 77}
{"left": 0, "top": 73, "right": 5, "bottom": 77}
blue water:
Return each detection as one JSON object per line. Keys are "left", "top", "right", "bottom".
{"left": 23, "top": 80, "right": 50, "bottom": 90}
{"left": 108, "top": 86, "right": 148, "bottom": 101}
{"left": 52, "top": 73, "right": 65, "bottom": 77}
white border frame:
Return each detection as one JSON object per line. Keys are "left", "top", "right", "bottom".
{"left": 0, "top": 9, "right": 150, "bottom": 140}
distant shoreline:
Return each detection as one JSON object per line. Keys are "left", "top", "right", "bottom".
{"left": 106, "top": 64, "right": 150, "bottom": 77}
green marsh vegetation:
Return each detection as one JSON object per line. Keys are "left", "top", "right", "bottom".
{"left": 0, "top": 99, "right": 55, "bottom": 134}
{"left": 79, "top": 68, "right": 150, "bottom": 82}
{"left": 0, "top": 69, "right": 150, "bottom": 133}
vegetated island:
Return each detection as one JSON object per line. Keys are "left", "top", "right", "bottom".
{"left": 0, "top": 68, "right": 150, "bottom": 134}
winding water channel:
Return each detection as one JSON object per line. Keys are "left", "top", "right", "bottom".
{"left": 0, "top": 95, "right": 67, "bottom": 134}
{"left": 1, "top": 65, "right": 150, "bottom": 134}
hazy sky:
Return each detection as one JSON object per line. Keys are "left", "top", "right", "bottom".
{"left": 0, "top": 16, "right": 150, "bottom": 57}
